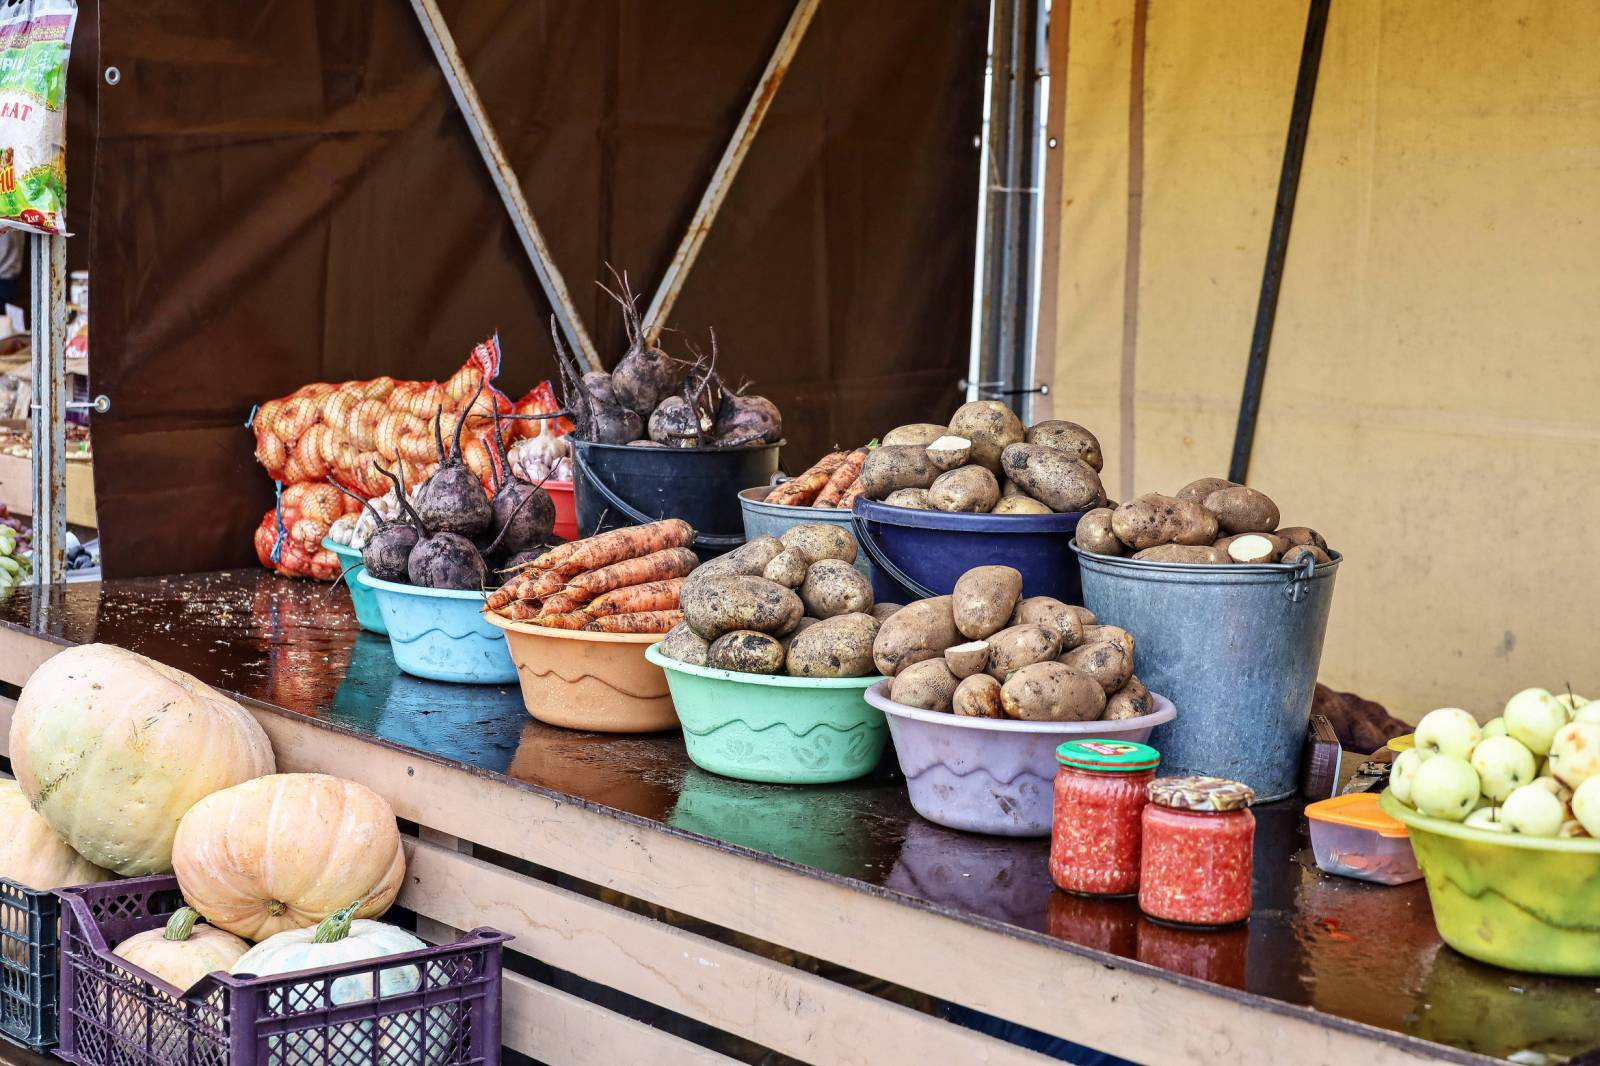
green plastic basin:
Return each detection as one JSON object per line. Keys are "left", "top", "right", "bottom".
{"left": 321, "top": 538, "right": 387, "bottom": 636}
{"left": 645, "top": 643, "right": 887, "bottom": 785}
{"left": 1380, "top": 789, "right": 1600, "bottom": 976}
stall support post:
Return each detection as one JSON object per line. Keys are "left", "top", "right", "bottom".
{"left": 29, "top": 231, "right": 66, "bottom": 585}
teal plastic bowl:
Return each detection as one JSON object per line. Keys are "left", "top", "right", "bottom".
{"left": 356, "top": 571, "right": 516, "bottom": 684}
{"left": 645, "top": 643, "right": 887, "bottom": 784}
{"left": 321, "top": 538, "right": 388, "bottom": 636}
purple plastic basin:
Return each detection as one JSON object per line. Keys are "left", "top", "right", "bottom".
{"left": 864, "top": 680, "right": 1177, "bottom": 837}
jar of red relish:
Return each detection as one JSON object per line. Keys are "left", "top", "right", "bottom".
{"left": 1138, "top": 776, "right": 1256, "bottom": 927}
{"left": 1050, "top": 739, "right": 1160, "bottom": 896}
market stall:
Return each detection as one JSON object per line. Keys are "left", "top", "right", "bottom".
{"left": 0, "top": 572, "right": 1595, "bottom": 1066}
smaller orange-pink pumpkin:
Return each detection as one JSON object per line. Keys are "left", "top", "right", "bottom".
{"left": 113, "top": 907, "right": 250, "bottom": 990}
{"left": 171, "top": 773, "right": 405, "bottom": 941}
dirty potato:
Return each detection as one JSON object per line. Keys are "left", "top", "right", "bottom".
{"left": 779, "top": 523, "right": 858, "bottom": 565}
{"left": 1203, "top": 485, "right": 1280, "bottom": 535}
{"left": 763, "top": 548, "right": 810, "bottom": 587}
{"left": 689, "top": 535, "right": 784, "bottom": 585}
{"left": 890, "top": 658, "right": 960, "bottom": 712}
{"left": 1000, "top": 662, "right": 1107, "bottom": 722}
{"left": 947, "top": 400, "right": 1025, "bottom": 473}
{"left": 872, "top": 595, "right": 961, "bottom": 676}
{"left": 870, "top": 602, "right": 903, "bottom": 622}
{"left": 985, "top": 624, "right": 1063, "bottom": 680}
{"left": 1281, "top": 544, "right": 1333, "bottom": 566}
{"left": 884, "top": 488, "right": 933, "bottom": 509}
{"left": 992, "top": 494, "right": 1051, "bottom": 515}
{"left": 882, "top": 423, "right": 949, "bottom": 447}
{"left": 952, "top": 673, "right": 1005, "bottom": 718}
{"left": 1079, "top": 624, "right": 1135, "bottom": 662}
{"left": 925, "top": 435, "right": 972, "bottom": 471}
{"left": 707, "top": 630, "right": 786, "bottom": 674}
{"left": 659, "top": 622, "right": 710, "bottom": 666}
{"left": 861, "top": 445, "right": 942, "bottom": 500}
{"left": 1000, "top": 443, "right": 1103, "bottom": 514}
{"left": 952, "top": 564, "right": 1024, "bottom": 640}
{"left": 1112, "top": 494, "right": 1219, "bottom": 549}
{"left": 944, "top": 640, "right": 991, "bottom": 679}
{"left": 1009, "top": 597, "right": 1087, "bottom": 649}
{"left": 785, "top": 612, "right": 881, "bottom": 678}
{"left": 1075, "top": 507, "right": 1122, "bottom": 555}
{"left": 1132, "top": 544, "right": 1230, "bottom": 564}
{"left": 1059, "top": 640, "right": 1132, "bottom": 693}
{"left": 1103, "top": 675, "right": 1154, "bottom": 720}
{"left": 929, "top": 465, "right": 1001, "bottom": 513}
{"left": 1175, "top": 477, "right": 1235, "bottom": 503}
{"left": 1024, "top": 420, "right": 1103, "bottom": 471}
{"left": 682, "top": 575, "right": 805, "bottom": 641}
{"left": 1278, "top": 526, "right": 1329, "bottom": 551}
{"left": 799, "top": 559, "right": 874, "bottom": 619}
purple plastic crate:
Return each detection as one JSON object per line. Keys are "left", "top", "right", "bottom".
{"left": 55, "top": 875, "right": 510, "bottom": 1066}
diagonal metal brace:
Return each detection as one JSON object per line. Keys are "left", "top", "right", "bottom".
{"left": 642, "top": 0, "right": 820, "bottom": 343}
{"left": 410, "top": 0, "right": 599, "bottom": 373}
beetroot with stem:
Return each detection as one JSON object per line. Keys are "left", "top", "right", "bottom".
{"left": 414, "top": 376, "right": 494, "bottom": 537}
{"left": 328, "top": 468, "right": 419, "bottom": 582}
{"left": 407, "top": 531, "right": 486, "bottom": 590}
{"left": 601, "top": 267, "right": 680, "bottom": 417}
{"left": 486, "top": 406, "right": 555, "bottom": 554}
{"left": 550, "top": 316, "right": 641, "bottom": 444}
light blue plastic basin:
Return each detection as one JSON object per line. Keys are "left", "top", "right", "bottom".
{"left": 321, "top": 538, "right": 388, "bottom": 636}
{"left": 356, "top": 571, "right": 515, "bottom": 684}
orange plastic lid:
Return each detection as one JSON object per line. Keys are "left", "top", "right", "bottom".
{"left": 1305, "top": 792, "right": 1410, "bottom": 839}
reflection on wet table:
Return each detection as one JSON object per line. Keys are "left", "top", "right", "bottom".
{"left": 0, "top": 571, "right": 1595, "bottom": 1064}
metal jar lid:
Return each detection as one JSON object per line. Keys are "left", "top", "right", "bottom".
{"left": 1056, "top": 738, "right": 1160, "bottom": 773}
{"left": 1147, "top": 775, "right": 1255, "bottom": 812}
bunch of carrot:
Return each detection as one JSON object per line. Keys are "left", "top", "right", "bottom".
{"left": 762, "top": 442, "right": 874, "bottom": 508}
{"left": 485, "top": 518, "right": 695, "bottom": 632}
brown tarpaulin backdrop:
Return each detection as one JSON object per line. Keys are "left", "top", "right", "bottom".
{"left": 85, "top": 0, "right": 986, "bottom": 577}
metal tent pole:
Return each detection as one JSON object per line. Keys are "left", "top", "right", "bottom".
{"left": 1227, "top": 0, "right": 1331, "bottom": 484}
{"left": 641, "top": 0, "right": 820, "bottom": 343}
{"left": 29, "top": 231, "right": 66, "bottom": 585}
{"left": 410, "top": 0, "right": 600, "bottom": 373}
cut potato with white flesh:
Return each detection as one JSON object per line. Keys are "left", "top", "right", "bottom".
{"left": 925, "top": 436, "right": 973, "bottom": 471}
{"left": 1226, "top": 533, "right": 1279, "bottom": 564}
{"left": 944, "top": 641, "right": 991, "bottom": 679}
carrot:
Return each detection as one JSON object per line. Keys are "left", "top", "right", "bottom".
{"left": 568, "top": 546, "right": 698, "bottom": 596}
{"left": 813, "top": 447, "right": 869, "bottom": 508}
{"left": 837, "top": 477, "right": 866, "bottom": 510}
{"left": 537, "top": 589, "right": 595, "bottom": 617}
{"left": 486, "top": 566, "right": 566, "bottom": 610}
{"left": 766, "top": 452, "right": 849, "bottom": 506}
{"left": 485, "top": 582, "right": 522, "bottom": 611}
{"left": 582, "top": 610, "right": 685, "bottom": 633}
{"left": 497, "top": 600, "right": 539, "bottom": 620}
{"left": 526, "top": 519, "right": 694, "bottom": 578}
{"left": 531, "top": 611, "right": 593, "bottom": 630}
{"left": 586, "top": 578, "right": 683, "bottom": 618}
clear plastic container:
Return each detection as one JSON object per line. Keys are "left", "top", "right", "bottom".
{"left": 1305, "top": 792, "right": 1422, "bottom": 885}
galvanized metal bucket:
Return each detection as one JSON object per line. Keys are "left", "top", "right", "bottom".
{"left": 1072, "top": 545, "right": 1341, "bottom": 802}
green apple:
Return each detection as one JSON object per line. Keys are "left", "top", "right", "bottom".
{"left": 1553, "top": 692, "right": 1589, "bottom": 714}
{"left": 1410, "top": 755, "right": 1480, "bottom": 821}
{"left": 1501, "top": 783, "right": 1565, "bottom": 836}
{"left": 1503, "top": 687, "right": 1569, "bottom": 756}
{"left": 1571, "top": 776, "right": 1600, "bottom": 838}
{"left": 1530, "top": 774, "right": 1574, "bottom": 818}
{"left": 1469, "top": 735, "right": 1537, "bottom": 803}
{"left": 1413, "top": 707, "right": 1482, "bottom": 761}
{"left": 1575, "top": 702, "right": 1600, "bottom": 726}
{"left": 1464, "top": 807, "right": 1509, "bottom": 833}
{"left": 1480, "top": 716, "right": 1508, "bottom": 739}
{"left": 1546, "top": 721, "right": 1600, "bottom": 790}
{"left": 1389, "top": 748, "right": 1423, "bottom": 806}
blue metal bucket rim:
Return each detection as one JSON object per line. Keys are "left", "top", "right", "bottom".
{"left": 355, "top": 569, "right": 493, "bottom": 601}
{"left": 852, "top": 495, "right": 1085, "bottom": 533}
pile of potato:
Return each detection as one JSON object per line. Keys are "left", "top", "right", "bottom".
{"left": 872, "top": 565, "right": 1154, "bottom": 722}
{"left": 1076, "top": 477, "right": 1334, "bottom": 565}
{"left": 860, "top": 400, "right": 1106, "bottom": 516}
{"left": 659, "top": 525, "right": 901, "bottom": 678}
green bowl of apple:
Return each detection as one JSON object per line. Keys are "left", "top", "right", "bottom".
{"left": 1382, "top": 690, "right": 1600, "bottom": 976}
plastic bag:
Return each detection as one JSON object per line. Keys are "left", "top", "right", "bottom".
{"left": 0, "top": 0, "right": 77, "bottom": 235}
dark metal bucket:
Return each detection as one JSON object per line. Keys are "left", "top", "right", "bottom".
{"left": 1072, "top": 545, "right": 1342, "bottom": 801}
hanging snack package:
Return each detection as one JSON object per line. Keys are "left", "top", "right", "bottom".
{"left": 0, "top": 0, "right": 76, "bottom": 235}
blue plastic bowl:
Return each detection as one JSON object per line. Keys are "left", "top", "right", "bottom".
{"left": 355, "top": 571, "right": 516, "bottom": 684}
{"left": 851, "top": 497, "right": 1088, "bottom": 605}
{"left": 321, "top": 538, "right": 388, "bottom": 636}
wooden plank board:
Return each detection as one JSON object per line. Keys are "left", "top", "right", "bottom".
{"left": 401, "top": 838, "right": 1059, "bottom": 1066}
{"left": 502, "top": 972, "right": 729, "bottom": 1066}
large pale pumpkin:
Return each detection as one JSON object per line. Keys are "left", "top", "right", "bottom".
{"left": 0, "top": 778, "right": 113, "bottom": 889}
{"left": 9, "top": 644, "right": 276, "bottom": 875}
{"left": 172, "top": 773, "right": 405, "bottom": 940}
{"left": 113, "top": 906, "right": 249, "bottom": 991}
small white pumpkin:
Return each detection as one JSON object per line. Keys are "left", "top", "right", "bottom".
{"left": 113, "top": 907, "right": 250, "bottom": 991}
{"left": 231, "top": 902, "right": 443, "bottom": 1064}
{"left": 0, "top": 778, "right": 113, "bottom": 889}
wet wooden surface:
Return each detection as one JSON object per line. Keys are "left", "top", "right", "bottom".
{"left": 0, "top": 570, "right": 1595, "bottom": 1065}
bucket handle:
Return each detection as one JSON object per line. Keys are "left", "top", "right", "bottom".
{"left": 850, "top": 512, "right": 937, "bottom": 601}
{"left": 1284, "top": 552, "right": 1317, "bottom": 603}
{"left": 574, "top": 447, "right": 746, "bottom": 550}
